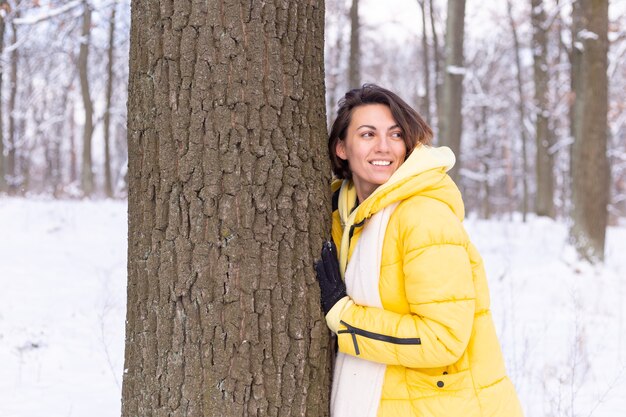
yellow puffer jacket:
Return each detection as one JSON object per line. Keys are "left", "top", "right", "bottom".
{"left": 327, "top": 145, "right": 524, "bottom": 417}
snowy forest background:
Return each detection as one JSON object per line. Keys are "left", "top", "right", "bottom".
{"left": 1, "top": 0, "right": 625, "bottom": 416}
{"left": 0, "top": 0, "right": 625, "bottom": 224}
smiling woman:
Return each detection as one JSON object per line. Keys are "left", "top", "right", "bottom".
{"left": 314, "top": 84, "right": 524, "bottom": 417}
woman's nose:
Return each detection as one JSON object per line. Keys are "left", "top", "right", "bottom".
{"left": 375, "top": 136, "right": 391, "bottom": 152}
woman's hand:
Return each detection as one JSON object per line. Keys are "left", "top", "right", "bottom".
{"left": 314, "top": 240, "right": 347, "bottom": 315}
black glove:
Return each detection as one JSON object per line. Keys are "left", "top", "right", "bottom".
{"left": 314, "top": 240, "right": 347, "bottom": 315}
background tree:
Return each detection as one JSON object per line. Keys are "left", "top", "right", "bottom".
{"left": 349, "top": 0, "right": 360, "bottom": 88}
{"left": 417, "top": 0, "right": 431, "bottom": 121}
{"left": 0, "top": 0, "right": 7, "bottom": 192}
{"left": 122, "top": 1, "right": 331, "bottom": 416}
{"left": 506, "top": 0, "right": 530, "bottom": 221}
{"left": 570, "top": 0, "right": 610, "bottom": 262}
{"left": 103, "top": 1, "right": 117, "bottom": 198}
{"left": 79, "top": 0, "right": 94, "bottom": 196}
{"left": 531, "top": 0, "right": 556, "bottom": 218}
{"left": 439, "top": 0, "right": 466, "bottom": 180}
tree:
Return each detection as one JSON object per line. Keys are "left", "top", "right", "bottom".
{"left": 103, "top": 1, "right": 117, "bottom": 198}
{"left": 79, "top": 0, "right": 94, "bottom": 196}
{"left": 122, "top": 2, "right": 331, "bottom": 416}
{"left": 0, "top": 0, "right": 7, "bottom": 192}
{"left": 506, "top": 0, "right": 530, "bottom": 221}
{"left": 7, "top": 0, "right": 20, "bottom": 193}
{"left": 569, "top": 0, "right": 610, "bottom": 262}
{"left": 531, "top": 0, "right": 555, "bottom": 218}
{"left": 439, "top": 0, "right": 466, "bottom": 181}
{"left": 428, "top": 0, "right": 443, "bottom": 132}
{"left": 349, "top": 0, "right": 360, "bottom": 88}
{"left": 417, "top": 0, "right": 431, "bottom": 121}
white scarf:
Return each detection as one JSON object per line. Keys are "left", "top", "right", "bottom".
{"left": 330, "top": 202, "right": 399, "bottom": 417}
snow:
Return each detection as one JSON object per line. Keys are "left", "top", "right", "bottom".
{"left": 1, "top": 198, "right": 625, "bottom": 416}
{"left": 447, "top": 65, "right": 468, "bottom": 76}
{"left": 578, "top": 29, "right": 600, "bottom": 41}
{"left": 13, "top": 1, "right": 83, "bottom": 26}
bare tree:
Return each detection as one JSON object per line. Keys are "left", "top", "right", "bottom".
{"left": 439, "top": 0, "right": 466, "bottom": 180}
{"left": 79, "top": 0, "right": 94, "bottom": 196}
{"left": 349, "top": 0, "right": 360, "bottom": 88}
{"left": 122, "top": 1, "right": 331, "bottom": 416}
{"left": 417, "top": 0, "right": 431, "bottom": 121}
{"left": 569, "top": 0, "right": 610, "bottom": 262}
{"left": 103, "top": 1, "right": 116, "bottom": 198}
{"left": 531, "top": 0, "right": 555, "bottom": 218}
{"left": 429, "top": 0, "right": 442, "bottom": 132}
{"left": 506, "top": 0, "right": 529, "bottom": 221}
{"left": 7, "top": 0, "right": 20, "bottom": 193}
{"left": 0, "top": 0, "right": 7, "bottom": 192}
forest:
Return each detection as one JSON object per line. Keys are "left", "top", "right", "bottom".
{"left": 0, "top": 1, "right": 625, "bottom": 416}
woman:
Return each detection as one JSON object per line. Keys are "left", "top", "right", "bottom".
{"left": 314, "top": 84, "right": 524, "bottom": 417}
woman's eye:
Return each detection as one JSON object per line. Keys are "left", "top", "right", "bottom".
{"left": 391, "top": 131, "right": 403, "bottom": 139}
{"left": 361, "top": 131, "right": 374, "bottom": 138}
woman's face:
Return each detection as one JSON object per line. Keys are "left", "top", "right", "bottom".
{"left": 336, "top": 104, "right": 407, "bottom": 201}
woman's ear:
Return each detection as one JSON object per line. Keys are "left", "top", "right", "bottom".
{"left": 336, "top": 140, "right": 347, "bottom": 161}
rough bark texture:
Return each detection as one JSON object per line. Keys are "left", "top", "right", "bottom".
{"left": 79, "top": 0, "right": 94, "bottom": 196}
{"left": 439, "top": 0, "right": 465, "bottom": 181}
{"left": 531, "top": 0, "right": 555, "bottom": 218}
{"left": 507, "top": 0, "right": 529, "bottom": 221}
{"left": 123, "top": 1, "right": 331, "bottom": 416}
{"left": 348, "top": 0, "right": 360, "bottom": 88}
{"left": 104, "top": 3, "right": 117, "bottom": 198}
{"left": 570, "top": 0, "right": 609, "bottom": 262}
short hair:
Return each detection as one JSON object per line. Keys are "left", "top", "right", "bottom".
{"left": 328, "top": 84, "right": 433, "bottom": 179}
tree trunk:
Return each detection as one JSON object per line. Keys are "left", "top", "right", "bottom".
{"left": 79, "top": 0, "right": 94, "bottom": 196}
{"left": 349, "top": 0, "right": 360, "bottom": 88}
{"left": 570, "top": 0, "right": 609, "bottom": 262}
{"left": 69, "top": 99, "right": 78, "bottom": 185}
{"left": 531, "top": 0, "right": 555, "bottom": 218}
{"left": 7, "top": 4, "right": 19, "bottom": 193}
{"left": 122, "top": 2, "right": 331, "bottom": 416}
{"left": 418, "top": 0, "right": 431, "bottom": 121}
{"left": 0, "top": 2, "right": 6, "bottom": 193}
{"left": 506, "top": 0, "right": 529, "bottom": 221}
{"left": 103, "top": 2, "right": 117, "bottom": 198}
{"left": 439, "top": 0, "right": 466, "bottom": 181}
{"left": 428, "top": 0, "right": 442, "bottom": 133}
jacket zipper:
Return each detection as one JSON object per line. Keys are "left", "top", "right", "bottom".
{"left": 337, "top": 320, "right": 422, "bottom": 356}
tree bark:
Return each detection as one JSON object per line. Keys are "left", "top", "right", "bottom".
{"left": 570, "top": 0, "right": 609, "bottom": 262}
{"left": 506, "top": 0, "right": 529, "bottom": 221}
{"left": 79, "top": 0, "right": 94, "bottom": 196}
{"left": 122, "top": 1, "right": 331, "bottom": 416}
{"left": 439, "top": 0, "right": 466, "bottom": 181}
{"left": 349, "top": 0, "right": 360, "bottom": 88}
{"left": 104, "top": 2, "right": 117, "bottom": 198}
{"left": 531, "top": 0, "right": 555, "bottom": 218}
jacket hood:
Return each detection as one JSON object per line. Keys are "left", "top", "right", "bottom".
{"left": 333, "top": 145, "right": 464, "bottom": 275}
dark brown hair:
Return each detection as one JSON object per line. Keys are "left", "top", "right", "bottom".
{"left": 328, "top": 84, "right": 433, "bottom": 179}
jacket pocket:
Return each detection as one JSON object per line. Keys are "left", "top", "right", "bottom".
{"left": 406, "top": 368, "right": 473, "bottom": 395}
{"left": 406, "top": 369, "right": 481, "bottom": 417}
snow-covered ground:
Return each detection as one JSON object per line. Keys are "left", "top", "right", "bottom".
{"left": 0, "top": 198, "right": 624, "bottom": 417}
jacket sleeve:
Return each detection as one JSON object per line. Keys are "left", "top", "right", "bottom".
{"left": 336, "top": 198, "right": 476, "bottom": 368}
